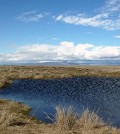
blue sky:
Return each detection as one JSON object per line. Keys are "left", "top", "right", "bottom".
{"left": 0, "top": 0, "right": 120, "bottom": 63}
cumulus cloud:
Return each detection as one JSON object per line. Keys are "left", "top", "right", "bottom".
{"left": 0, "top": 42, "right": 120, "bottom": 63}
{"left": 55, "top": 0, "right": 120, "bottom": 30}
{"left": 17, "top": 10, "right": 49, "bottom": 22}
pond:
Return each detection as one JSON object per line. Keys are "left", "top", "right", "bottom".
{"left": 0, "top": 77, "right": 120, "bottom": 128}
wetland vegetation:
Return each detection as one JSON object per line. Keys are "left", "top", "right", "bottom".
{"left": 1, "top": 65, "right": 120, "bottom": 134}
{"left": 0, "top": 65, "right": 120, "bottom": 88}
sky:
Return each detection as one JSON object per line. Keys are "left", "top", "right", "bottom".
{"left": 0, "top": 0, "right": 120, "bottom": 63}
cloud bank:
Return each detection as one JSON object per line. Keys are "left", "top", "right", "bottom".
{"left": 0, "top": 42, "right": 120, "bottom": 63}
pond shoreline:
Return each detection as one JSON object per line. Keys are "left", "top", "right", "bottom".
{"left": 0, "top": 99, "right": 120, "bottom": 134}
{"left": 0, "top": 65, "right": 120, "bottom": 89}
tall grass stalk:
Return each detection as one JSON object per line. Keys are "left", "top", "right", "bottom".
{"left": 55, "top": 106, "right": 105, "bottom": 131}
{"left": 78, "top": 108, "right": 105, "bottom": 129}
{"left": 55, "top": 106, "right": 77, "bottom": 130}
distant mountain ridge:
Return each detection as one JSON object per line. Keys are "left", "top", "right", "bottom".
{"left": 0, "top": 60, "right": 120, "bottom": 66}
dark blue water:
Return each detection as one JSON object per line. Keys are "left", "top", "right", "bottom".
{"left": 0, "top": 77, "right": 120, "bottom": 127}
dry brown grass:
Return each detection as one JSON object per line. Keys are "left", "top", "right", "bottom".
{"left": 78, "top": 108, "right": 105, "bottom": 129}
{"left": 55, "top": 106, "right": 77, "bottom": 130}
{"left": 0, "top": 101, "right": 120, "bottom": 134}
{"left": 55, "top": 106, "right": 104, "bottom": 131}
{"left": 0, "top": 100, "right": 53, "bottom": 134}
{"left": 54, "top": 106, "right": 120, "bottom": 134}
{"left": 0, "top": 103, "right": 17, "bottom": 128}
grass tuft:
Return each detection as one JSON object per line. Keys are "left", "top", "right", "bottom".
{"left": 55, "top": 106, "right": 77, "bottom": 130}
{"left": 55, "top": 106, "right": 105, "bottom": 132}
{"left": 78, "top": 108, "right": 105, "bottom": 129}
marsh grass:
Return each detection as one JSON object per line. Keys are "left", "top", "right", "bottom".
{"left": 0, "top": 101, "right": 120, "bottom": 134}
{"left": 0, "top": 65, "right": 120, "bottom": 133}
{"left": 78, "top": 108, "right": 105, "bottom": 129}
{"left": 55, "top": 106, "right": 105, "bottom": 132}
{"left": 0, "top": 102, "right": 17, "bottom": 128}
{"left": 55, "top": 106, "right": 77, "bottom": 130}
{"left": 0, "top": 104, "right": 105, "bottom": 132}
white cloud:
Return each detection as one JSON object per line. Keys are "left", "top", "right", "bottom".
{"left": 17, "top": 11, "right": 49, "bottom": 22}
{"left": 0, "top": 42, "right": 120, "bottom": 63}
{"left": 103, "top": 0, "right": 120, "bottom": 12}
{"left": 55, "top": 13, "right": 113, "bottom": 30}
{"left": 55, "top": 0, "right": 120, "bottom": 30}
{"left": 17, "top": 1, "right": 120, "bottom": 30}
{"left": 56, "top": 15, "right": 63, "bottom": 21}
{"left": 114, "top": 35, "right": 120, "bottom": 38}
